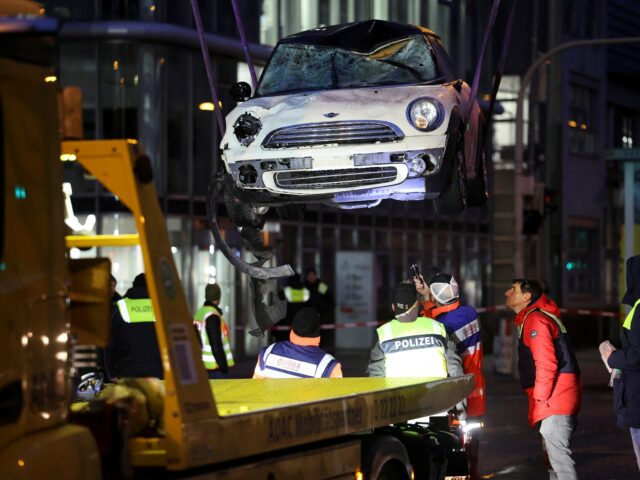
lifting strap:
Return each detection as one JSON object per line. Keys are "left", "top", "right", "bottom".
{"left": 189, "top": 0, "right": 294, "bottom": 280}
{"left": 483, "top": 0, "right": 518, "bottom": 146}
{"left": 230, "top": 0, "right": 259, "bottom": 89}
{"left": 467, "top": 0, "right": 518, "bottom": 135}
{"left": 466, "top": 0, "right": 502, "bottom": 122}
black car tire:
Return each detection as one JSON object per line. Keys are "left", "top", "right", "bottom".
{"left": 466, "top": 139, "right": 489, "bottom": 208}
{"left": 433, "top": 133, "right": 466, "bottom": 215}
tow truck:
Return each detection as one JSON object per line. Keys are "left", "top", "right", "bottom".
{"left": 0, "top": 2, "right": 474, "bottom": 479}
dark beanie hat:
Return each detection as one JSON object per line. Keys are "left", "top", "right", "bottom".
{"left": 205, "top": 283, "right": 221, "bottom": 303}
{"left": 292, "top": 307, "right": 321, "bottom": 338}
{"left": 133, "top": 273, "right": 146, "bottom": 288}
{"left": 392, "top": 282, "right": 417, "bottom": 315}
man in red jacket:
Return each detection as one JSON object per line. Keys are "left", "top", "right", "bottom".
{"left": 505, "top": 279, "right": 581, "bottom": 480}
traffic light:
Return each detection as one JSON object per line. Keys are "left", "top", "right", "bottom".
{"left": 543, "top": 188, "right": 559, "bottom": 215}
{"left": 522, "top": 208, "right": 543, "bottom": 235}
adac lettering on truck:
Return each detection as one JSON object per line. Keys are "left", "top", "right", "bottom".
{"left": 267, "top": 403, "right": 365, "bottom": 443}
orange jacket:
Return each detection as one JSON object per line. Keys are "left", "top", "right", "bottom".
{"left": 515, "top": 295, "right": 581, "bottom": 426}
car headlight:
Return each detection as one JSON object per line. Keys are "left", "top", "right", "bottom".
{"left": 407, "top": 98, "right": 443, "bottom": 132}
{"left": 233, "top": 113, "right": 262, "bottom": 146}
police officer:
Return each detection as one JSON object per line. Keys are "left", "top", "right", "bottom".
{"left": 367, "top": 282, "right": 447, "bottom": 379}
{"left": 253, "top": 307, "right": 342, "bottom": 378}
{"left": 194, "top": 283, "right": 235, "bottom": 379}
{"left": 601, "top": 255, "right": 640, "bottom": 472}
{"left": 104, "top": 273, "right": 163, "bottom": 379}
{"left": 418, "top": 272, "right": 485, "bottom": 479}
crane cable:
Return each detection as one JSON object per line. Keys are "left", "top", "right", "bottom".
{"left": 189, "top": 0, "right": 294, "bottom": 280}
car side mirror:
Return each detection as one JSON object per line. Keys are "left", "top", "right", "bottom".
{"left": 230, "top": 81, "right": 252, "bottom": 102}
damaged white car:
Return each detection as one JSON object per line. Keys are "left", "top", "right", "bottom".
{"left": 220, "top": 19, "right": 487, "bottom": 223}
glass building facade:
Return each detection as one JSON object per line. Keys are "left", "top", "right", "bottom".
{"left": 49, "top": 0, "right": 492, "bottom": 356}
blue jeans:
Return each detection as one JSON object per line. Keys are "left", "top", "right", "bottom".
{"left": 539, "top": 415, "right": 578, "bottom": 480}
{"left": 631, "top": 427, "right": 640, "bottom": 473}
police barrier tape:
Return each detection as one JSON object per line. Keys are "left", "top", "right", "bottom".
{"left": 234, "top": 305, "right": 624, "bottom": 331}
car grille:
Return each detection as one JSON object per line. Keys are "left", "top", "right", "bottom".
{"left": 274, "top": 166, "right": 398, "bottom": 190}
{"left": 262, "top": 121, "right": 403, "bottom": 149}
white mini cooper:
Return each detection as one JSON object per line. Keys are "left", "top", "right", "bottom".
{"left": 220, "top": 19, "right": 487, "bottom": 224}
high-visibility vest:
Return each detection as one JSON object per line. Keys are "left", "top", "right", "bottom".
{"left": 257, "top": 341, "right": 337, "bottom": 378}
{"left": 284, "top": 286, "right": 310, "bottom": 303}
{"left": 317, "top": 281, "right": 329, "bottom": 295}
{"left": 376, "top": 317, "right": 448, "bottom": 378}
{"left": 623, "top": 299, "right": 640, "bottom": 330}
{"left": 194, "top": 305, "right": 235, "bottom": 371}
{"left": 117, "top": 298, "right": 155, "bottom": 323}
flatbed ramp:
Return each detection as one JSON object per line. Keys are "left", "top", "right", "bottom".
{"left": 130, "top": 376, "right": 473, "bottom": 468}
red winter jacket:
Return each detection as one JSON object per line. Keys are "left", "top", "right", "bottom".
{"left": 515, "top": 295, "right": 581, "bottom": 426}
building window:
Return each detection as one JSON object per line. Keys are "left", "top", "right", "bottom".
{"left": 568, "top": 83, "right": 596, "bottom": 155}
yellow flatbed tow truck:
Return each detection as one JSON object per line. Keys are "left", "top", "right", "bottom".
{"left": 0, "top": 3, "right": 473, "bottom": 479}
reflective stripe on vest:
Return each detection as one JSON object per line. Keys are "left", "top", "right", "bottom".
{"left": 376, "top": 317, "right": 448, "bottom": 378}
{"left": 194, "top": 305, "right": 235, "bottom": 370}
{"left": 259, "top": 342, "right": 336, "bottom": 378}
{"left": 284, "top": 287, "right": 310, "bottom": 303}
{"left": 623, "top": 299, "right": 640, "bottom": 330}
{"left": 318, "top": 282, "right": 328, "bottom": 295}
{"left": 117, "top": 298, "right": 155, "bottom": 323}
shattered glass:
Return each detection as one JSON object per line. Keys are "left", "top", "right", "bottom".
{"left": 257, "top": 35, "right": 440, "bottom": 96}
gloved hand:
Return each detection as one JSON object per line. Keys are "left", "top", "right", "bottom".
{"left": 599, "top": 341, "right": 616, "bottom": 373}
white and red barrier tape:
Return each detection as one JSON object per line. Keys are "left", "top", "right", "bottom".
{"left": 235, "top": 306, "right": 624, "bottom": 331}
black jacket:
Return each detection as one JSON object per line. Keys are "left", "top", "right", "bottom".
{"left": 304, "top": 279, "right": 334, "bottom": 317}
{"left": 608, "top": 255, "right": 640, "bottom": 428}
{"left": 104, "top": 285, "right": 163, "bottom": 379}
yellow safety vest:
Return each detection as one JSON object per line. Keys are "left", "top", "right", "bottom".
{"left": 623, "top": 298, "right": 640, "bottom": 330}
{"left": 376, "top": 317, "right": 448, "bottom": 378}
{"left": 194, "top": 305, "right": 235, "bottom": 370}
{"left": 284, "top": 286, "right": 310, "bottom": 303}
{"left": 117, "top": 298, "right": 155, "bottom": 323}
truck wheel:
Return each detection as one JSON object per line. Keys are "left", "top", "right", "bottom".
{"left": 433, "top": 133, "right": 466, "bottom": 215}
{"left": 446, "top": 450, "right": 470, "bottom": 477}
{"left": 377, "top": 461, "right": 409, "bottom": 480}
{"left": 362, "top": 436, "right": 411, "bottom": 480}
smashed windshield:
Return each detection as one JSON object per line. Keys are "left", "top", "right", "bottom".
{"left": 257, "top": 35, "right": 440, "bottom": 96}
